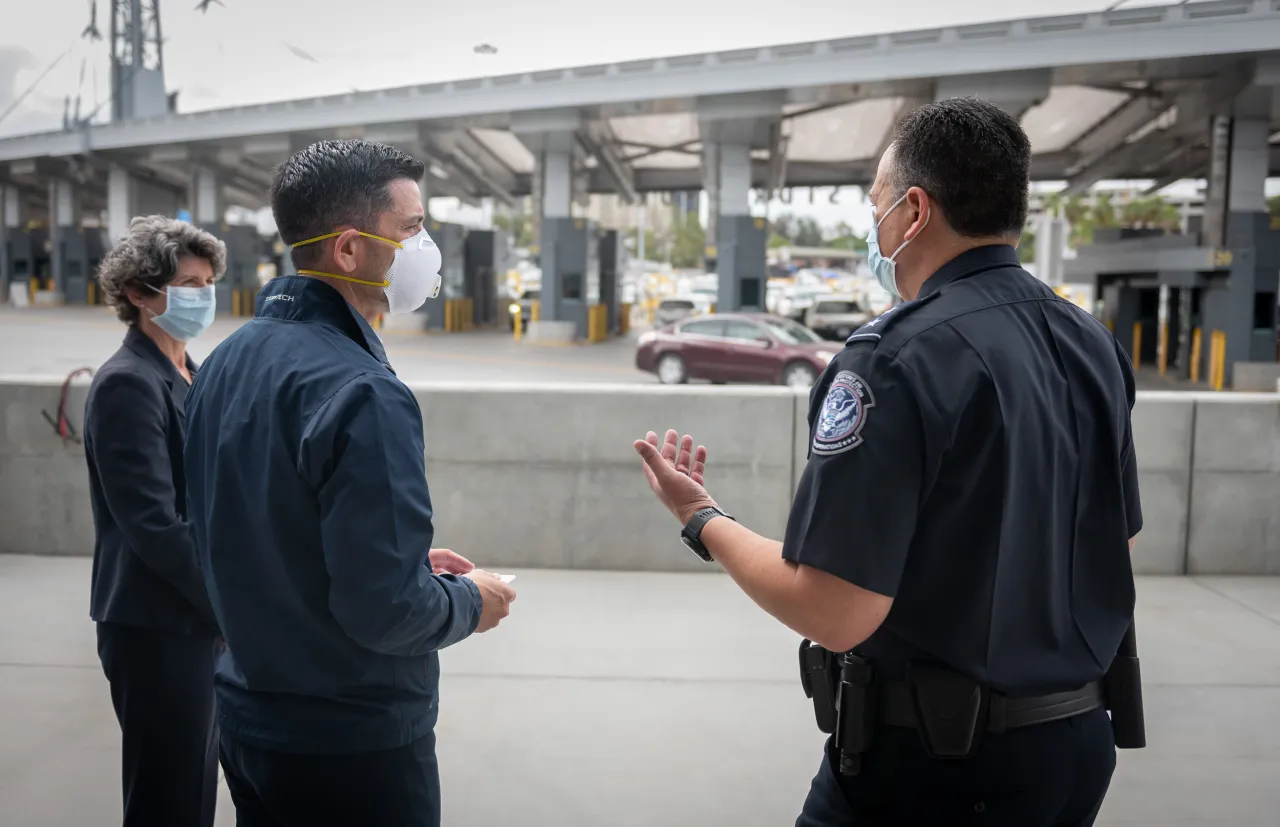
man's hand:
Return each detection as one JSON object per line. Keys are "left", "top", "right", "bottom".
{"left": 464, "top": 570, "right": 516, "bottom": 633}
{"left": 633, "top": 429, "right": 718, "bottom": 525}
{"left": 430, "top": 548, "right": 474, "bottom": 575}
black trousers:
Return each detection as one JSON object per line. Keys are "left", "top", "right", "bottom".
{"left": 219, "top": 730, "right": 441, "bottom": 827}
{"left": 796, "top": 707, "right": 1117, "bottom": 827}
{"left": 96, "top": 622, "right": 220, "bottom": 827}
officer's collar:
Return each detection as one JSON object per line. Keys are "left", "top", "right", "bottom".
{"left": 255, "top": 276, "right": 391, "bottom": 368}
{"left": 915, "top": 244, "right": 1021, "bottom": 300}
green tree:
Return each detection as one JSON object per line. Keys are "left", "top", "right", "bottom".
{"left": 772, "top": 213, "right": 796, "bottom": 241}
{"left": 1268, "top": 194, "right": 1280, "bottom": 217}
{"left": 670, "top": 212, "right": 706, "bottom": 269}
{"left": 492, "top": 212, "right": 534, "bottom": 247}
{"left": 768, "top": 232, "right": 792, "bottom": 249}
{"left": 793, "top": 216, "right": 825, "bottom": 247}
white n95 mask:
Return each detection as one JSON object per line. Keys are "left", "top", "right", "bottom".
{"left": 291, "top": 227, "right": 443, "bottom": 314}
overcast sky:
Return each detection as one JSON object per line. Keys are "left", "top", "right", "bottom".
{"left": 0, "top": 0, "right": 1212, "bottom": 231}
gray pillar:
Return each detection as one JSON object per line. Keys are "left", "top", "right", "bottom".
{"left": 191, "top": 166, "right": 224, "bottom": 225}
{"left": 697, "top": 96, "right": 780, "bottom": 312}
{"left": 0, "top": 185, "right": 9, "bottom": 302}
{"left": 48, "top": 179, "right": 77, "bottom": 300}
{"left": 108, "top": 165, "right": 138, "bottom": 245}
{"left": 1216, "top": 84, "right": 1279, "bottom": 383}
{"left": 1034, "top": 214, "right": 1067, "bottom": 286}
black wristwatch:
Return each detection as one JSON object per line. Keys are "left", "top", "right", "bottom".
{"left": 681, "top": 506, "right": 735, "bottom": 562}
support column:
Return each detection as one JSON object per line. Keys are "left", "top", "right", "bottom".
{"left": 48, "top": 178, "right": 79, "bottom": 301}
{"left": 191, "top": 166, "right": 224, "bottom": 226}
{"left": 699, "top": 94, "right": 780, "bottom": 313}
{"left": 934, "top": 70, "right": 1052, "bottom": 118}
{"left": 107, "top": 165, "right": 139, "bottom": 245}
{"left": 2, "top": 186, "right": 28, "bottom": 304}
{"left": 514, "top": 110, "right": 583, "bottom": 336}
{"left": 1033, "top": 213, "right": 1067, "bottom": 287}
{"left": 1209, "top": 83, "right": 1280, "bottom": 384}
{"left": 0, "top": 185, "right": 9, "bottom": 303}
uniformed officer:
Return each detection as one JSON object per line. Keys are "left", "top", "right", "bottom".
{"left": 184, "top": 140, "right": 516, "bottom": 827}
{"left": 635, "top": 97, "right": 1141, "bottom": 826}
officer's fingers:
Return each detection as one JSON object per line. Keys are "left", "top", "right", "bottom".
{"left": 661, "top": 429, "right": 680, "bottom": 464}
{"left": 635, "top": 439, "right": 678, "bottom": 483}
{"left": 691, "top": 445, "right": 707, "bottom": 483}
{"left": 675, "top": 434, "right": 695, "bottom": 474}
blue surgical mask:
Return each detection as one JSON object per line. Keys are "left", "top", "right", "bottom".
{"left": 146, "top": 284, "right": 217, "bottom": 341}
{"left": 867, "top": 193, "right": 930, "bottom": 299}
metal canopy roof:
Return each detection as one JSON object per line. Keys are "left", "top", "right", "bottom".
{"left": 2, "top": 0, "right": 1279, "bottom": 212}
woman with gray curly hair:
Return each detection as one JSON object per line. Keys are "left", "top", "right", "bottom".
{"left": 84, "top": 215, "right": 226, "bottom": 827}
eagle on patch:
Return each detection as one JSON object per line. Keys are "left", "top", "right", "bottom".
{"left": 812, "top": 370, "right": 876, "bottom": 456}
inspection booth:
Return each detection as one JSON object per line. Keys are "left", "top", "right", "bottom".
{"left": 463, "top": 228, "right": 510, "bottom": 329}
{"left": 1065, "top": 222, "right": 1279, "bottom": 389}
{"left": 532, "top": 216, "right": 601, "bottom": 342}
{"left": 421, "top": 220, "right": 466, "bottom": 331}
{"left": 205, "top": 224, "right": 265, "bottom": 317}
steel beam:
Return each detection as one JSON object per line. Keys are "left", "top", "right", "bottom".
{"left": 1062, "top": 61, "right": 1260, "bottom": 195}
{"left": 5, "top": 3, "right": 1277, "bottom": 162}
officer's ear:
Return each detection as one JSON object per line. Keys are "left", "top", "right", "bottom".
{"left": 902, "top": 187, "right": 933, "bottom": 241}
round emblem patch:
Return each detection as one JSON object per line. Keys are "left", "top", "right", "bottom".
{"left": 812, "top": 370, "right": 876, "bottom": 456}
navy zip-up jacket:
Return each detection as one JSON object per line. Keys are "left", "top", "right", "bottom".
{"left": 184, "top": 276, "right": 482, "bottom": 754}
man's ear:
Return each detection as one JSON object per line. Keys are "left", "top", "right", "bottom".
{"left": 330, "top": 229, "right": 363, "bottom": 274}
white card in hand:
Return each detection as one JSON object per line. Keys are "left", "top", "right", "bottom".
{"left": 495, "top": 573, "right": 516, "bottom": 583}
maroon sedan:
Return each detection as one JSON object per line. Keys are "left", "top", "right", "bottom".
{"left": 635, "top": 313, "right": 840, "bottom": 387}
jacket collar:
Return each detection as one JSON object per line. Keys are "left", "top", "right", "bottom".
{"left": 916, "top": 244, "right": 1021, "bottom": 300}
{"left": 254, "top": 276, "right": 391, "bottom": 368}
{"left": 123, "top": 326, "right": 197, "bottom": 387}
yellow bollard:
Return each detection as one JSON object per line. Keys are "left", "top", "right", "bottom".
{"left": 1131, "top": 322, "right": 1142, "bottom": 370}
{"left": 530, "top": 300, "right": 540, "bottom": 323}
{"left": 1158, "top": 320, "right": 1168, "bottom": 377}
{"left": 1105, "top": 318, "right": 1115, "bottom": 333}
{"left": 28, "top": 279, "right": 36, "bottom": 303}
{"left": 1190, "top": 328, "right": 1202, "bottom": 384}
{"left": 232, "top": 290, "right": 241, "bottom": 317}
{"left": 1212, "top": 330, "right": 1227, "bottom": 391}
{"left": 619, "top": 303, "right": 632, "bottom": 336}
{"left": 510, "top": 302, "right": 522, "bottom": 342}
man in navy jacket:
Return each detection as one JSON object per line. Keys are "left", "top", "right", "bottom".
{"left": 185, "top": 139, "right": 515, "bottom": 827}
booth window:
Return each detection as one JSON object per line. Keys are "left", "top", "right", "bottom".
{"left": 562, "top": 273, "right": 583, "bottom": 300}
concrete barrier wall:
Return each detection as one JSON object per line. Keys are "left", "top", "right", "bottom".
{"left": 1, "top": 376, "right": 1277, "bottom": 574}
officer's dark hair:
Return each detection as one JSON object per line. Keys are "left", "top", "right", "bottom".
{"left": 271, "top": 139, "right": 425, "bottom": 269}
{"left": 887, "top": 96, "right": 1031, "bottom": 238}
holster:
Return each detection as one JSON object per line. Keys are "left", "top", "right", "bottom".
{"left": 798, "top": 640, "right": 839, "bottom": 735}
{"left": 906, "top": 662, "right": 989, "bottom": 759}
{"left": 834, "top": 653, "right": 876, "bottom": 776}
{"left": 1102, "top": 621, "right": 1147, "bottom": 749}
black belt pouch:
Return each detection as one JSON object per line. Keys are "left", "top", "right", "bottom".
{"left": 907, "top": 663, "right": 989, "bottom": 759}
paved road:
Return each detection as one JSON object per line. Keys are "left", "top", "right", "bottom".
{"left": 1, "top": 555, "right": 1277, "bottom": 827}
{"left": 0, "top": 307, "right": 654, "bottom": 385}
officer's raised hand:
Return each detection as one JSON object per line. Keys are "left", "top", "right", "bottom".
{"left": 634, "top": 429, "right": 717, "bottom": 524}
{"left": 463, "top": 570, "right": 516, "bottom": 633}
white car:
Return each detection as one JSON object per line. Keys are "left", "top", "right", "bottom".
{"left": 803, "top": 296, "right": 873, "bottom": 341}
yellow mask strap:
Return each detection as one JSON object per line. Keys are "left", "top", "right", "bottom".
{"left": 290, "top": 230, "right": 402, "bottom": 288}
{"left": 290, "top": 230, "right": 404, "bottom": 250}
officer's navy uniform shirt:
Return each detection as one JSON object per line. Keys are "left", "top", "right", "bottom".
{"left": 184, "top": 276, "right": 483, "bottom": 754}
{"left": 85, "top": 326, "right": 217, "bottom": 634}
{"left": 783, "top": 245, "right": 1141, "bottom": 696}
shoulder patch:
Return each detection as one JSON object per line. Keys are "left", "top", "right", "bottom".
{"left": 812, "top": 370, "right": 876, "bottom": 456}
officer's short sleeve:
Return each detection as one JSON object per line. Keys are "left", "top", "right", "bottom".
{"left": 1115, "top": 341, "right": 1143, "bottom": 538}
{"left": 782, "top": 348, "right": 927, "bottom": 598}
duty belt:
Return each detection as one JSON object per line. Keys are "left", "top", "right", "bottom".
{"left": 877, "top": 678, "right": 1104, "bottom": 733}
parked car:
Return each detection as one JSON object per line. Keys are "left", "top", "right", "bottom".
{"left": 803, "top": 295, "right": 872, "bottom": 340}
{"left": 635, "top": 313, "right": 838, "bottom": 388}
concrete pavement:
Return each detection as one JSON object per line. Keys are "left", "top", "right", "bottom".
{"left": 0, "top": 555, "right": 1277, "bottom": 826}
{"left": 0, "top": 307, "right": 652, "bottom": 385}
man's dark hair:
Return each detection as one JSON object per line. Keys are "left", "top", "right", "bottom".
{"left": 270, "top": 139, "right": 425, "bottom": 268}
{"left": 888, "top": 97, "right": 1031, "bottom": 238}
